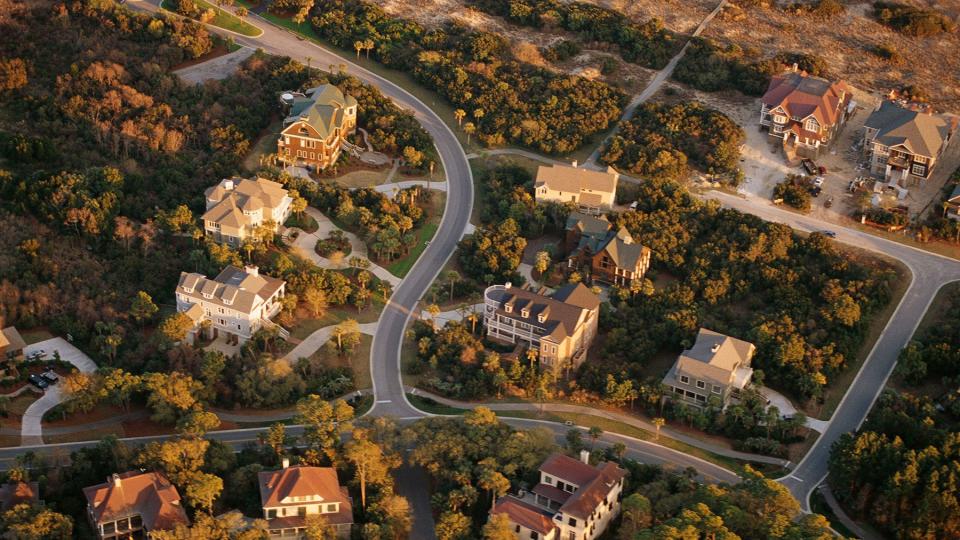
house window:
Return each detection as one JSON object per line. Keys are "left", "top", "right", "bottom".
{"left": 326, "top": 504, "right": 336, "bottom": 513}
{"left": 712, "top": 385, "right": 721, "bottom": 394}
{"left": 505, "top": 305, "right": 512, "bottom": 313}
{"left": 696, "top": 380, "right": 706, "bottom": 389}
{"left": 774, "top": 115, "right": 786, "bottom": 124}
{"left": 914, "top": 155, "right": 928, "bottom": 164}
{"left": 515, "top": 526, "right": 521, "bottom": 533}
{"left": 696, "top": 394, "right": 706, "bottom": 403}
{"left": 568, "top": 517, "right": 577, "bottom": 527}
{"left": 531, "top": 533, "right": 539, "bottom": 540}
{"left": 679, "top": 375, "right": 689, "bottom": 384}
{"left": 804, "top": 119, "right": 818, "bottom": 132}
{"left": 912, "top": 164, "right": 925, "bottom": 176}
{"left": 267, "top": 510, "right": 276, "bottom": 519}
{"left": 544, "top": 475, "right": 553, "bottom": 484}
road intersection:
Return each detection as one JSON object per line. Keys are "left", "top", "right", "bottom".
{"left": 13, "top": 3, "right": 960, "bottom": 537}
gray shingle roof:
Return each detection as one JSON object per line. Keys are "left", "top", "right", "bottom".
{"left": 864, "top": 101, "right": 950, "bottom": 158}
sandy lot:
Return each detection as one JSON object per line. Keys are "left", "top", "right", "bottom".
{"left": 174, "top": 47, "right": 255, "bottom": 84}
{"left": 705, "top": 1, "right": 960, "bottom": 110}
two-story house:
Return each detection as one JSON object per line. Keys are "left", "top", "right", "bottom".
{"left": 534, "top": 163, "right": 618, "bottom": 215}
{"left": 176, "top": 265, "right": 287, "bottom": 346}
{"left": 83, "top": 472, "right": 189, "bottom": 539}
{"left": 0, "top": 326, "right": 25, "bottom": 362}
{"left": 483, "top": 283, "right": 600, "bottom": 376}
{"left": 202, "top": 177, "right": 293, "bottom": 246}
{"left": 490, "top": 451, "right": 626, "bottom": 540}
{"left": 760, "top": 69, "right": 853, "bottom": 158}
{"left": 259, "top": 460, "right": 354, "bottom": 539}
{"left": 564, "top": 213, "right": 651, "bottom": 288}
{"left": 863, "top": 101, "right": 952, "bottom": 187}
{"left": 277, "top": 84, "right": 358, "bottom": 171}
{"left": 662, "top": 328, "right": 755, "bottom": 409}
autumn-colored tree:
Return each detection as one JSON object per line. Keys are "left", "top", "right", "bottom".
{"left": 0, "top": 503, "right": 73, "bottom": 539}
{"left": 295, "top": 396, "right": 354, "bottom": 462}
{"left": 129, "top": 290, "right": 158, "bottom": 325}
{"left": 184, "top": 471, "right": 223, "bottom": 514}
{"left": 100, "top": 368, "right": 141, "bottom": 412}
{"left": 344, "top": 431, "right": 400, "bottom": 510}
{"left": 143, "top": 372, "right": 204, "bottom": 424}
{"left": 157, "top": 313, "right": 195, "bottom": 345}
{"left": 482, "top": 513, "right": 515, "bottom": 540}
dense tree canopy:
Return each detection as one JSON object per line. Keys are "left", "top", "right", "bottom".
{"left": 311, "top": 0, "right": 627, "bottom": 154}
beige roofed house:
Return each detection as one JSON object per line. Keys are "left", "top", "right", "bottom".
{"left": 203, "top": 177, "right": 293, "bottom": 246}
{"left": 483, "top": 283, "right": 600, "bottom": 376}
{"left": 83, "top": 471, "right": 189, "bottom": 539}
{"left": 535, "top": 163, "right": 619, "bottom": 215}
{"left": 662, "top": 328, "right": 755, "bottom": 408}
{"left": 259, "top": 460, "right": 353, "bottom": 538}
{"left": 176, "top": 265, "right": 287, "bottom": 347}
{"left": 0, "top": 326, "right": 26, "bottom": 361}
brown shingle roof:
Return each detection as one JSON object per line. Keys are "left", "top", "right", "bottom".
{"left": 487, "top": 284, "right": 598, "bottom": 342}
{"left": 539, "top": 453, "right": 600, "bottom": 487}
{"left": 490, "top": 496, "right": 557, "bottom": 535}
{"left": 762, "top": 71, "right": 849, "bottom": 128}
{"left": 83, "top": 472, "right": 189, "bottom": 532}
{"left": 0, "top": 327, "right": 26, "bottom": 354}
{"left": 864, "top": 101, "right": 951, "bottom": 158}
{"left": 178, "top": 266, "right": 284, "bottom": 315}
{"left": 538, "top": 454, "right": 627, "bottom": 520}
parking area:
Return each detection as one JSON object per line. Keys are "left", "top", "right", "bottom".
{"left": 20, "top": 338, "right": 97, "bottom": 446}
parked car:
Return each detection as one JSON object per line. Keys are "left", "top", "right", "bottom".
{"left": 27, "top": 349, "right": 45, "bottom": 361}
{"left": 28, "top": 374, "right": 49, "bottom": 390}
{"left": 820, "top": 230, "right": 837, "bottom": 238}
{"left": 41, "top": 370, "right": 59, "bottom": 384}
{"left": 825, "top": 196, "right": 834, "bottom": 208}
{"left": 802, "top": 159, "right": 818, "bottom": 175}
{"left": 811, "top": 186, "right": 822, "bottom": 197}
{"left": 813, "top": 176, "right": 825, "bottom": 187}
{"left": 818, "top": 165, "right": 827, "bottom": 175}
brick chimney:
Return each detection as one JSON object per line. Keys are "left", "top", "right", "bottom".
{"left": 245, "top": 265, "right": 259, "bottom": 277}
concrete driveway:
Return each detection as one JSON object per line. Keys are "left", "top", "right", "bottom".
{"left": 20, "top": 338, "right": 97, "bottom": 446}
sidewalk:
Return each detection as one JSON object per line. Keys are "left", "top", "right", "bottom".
{"left": 408, "top": 387, "right": 790, "bottom": 467}
{"left": 282, "top": 322, "right": 378, "bottom": 363}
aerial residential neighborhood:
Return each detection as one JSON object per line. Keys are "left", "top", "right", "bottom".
{"left": 2, "top": 0, "right": 960, "bottom": 538}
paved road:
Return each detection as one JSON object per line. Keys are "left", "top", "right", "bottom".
{"left": 706, "top": 190, "right": 960, "bottom": 510}
{"left": 20, "top": 339, "right": 97, "bottom": 446}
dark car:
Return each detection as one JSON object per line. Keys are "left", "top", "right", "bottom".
{"left": 820, "top": 230, "right": 837, "bottom": 238}
{"left": 41, "top": 370, "right": 59, "bottom": 385}
{"left": 28, "top": 374, "right": 49, "bottom": 389}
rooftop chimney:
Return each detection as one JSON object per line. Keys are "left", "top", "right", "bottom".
{"left": 791, "top": 62, "right": 798, "bottom": 72}
{"left": 580, "top": 450, "right": 590, "bottom": 464}
{"left": 571, "top": 160, "right": 578, "bottom": 168}
{"left": 282, "top": 457, "right": 290, "bottom": 469}
{"left": 112, "top": 473, "right": 122, "bottom": 488}
{"left": 223, "top": 178, "right": 235, "bottom": 190}
{"left": 245, "top": 265, "right": 259, "bottom": 277}
{"left": 504, "top": 282, "right": 512, "bottom": 289}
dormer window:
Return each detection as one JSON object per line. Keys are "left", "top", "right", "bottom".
{"left": 537, "top": 313, "right": 546, "bottom": 323}
{"left": 521, "top": 308, "right": 529, "bottom": 318}
{"left": 504, "top": 304, "right": 512, "bottom": 313}
{"left": 299, "top": 127, "right": 308, "bottom": 135}
{"left": 202, "top": 293, "right": 213, "bottom": 299}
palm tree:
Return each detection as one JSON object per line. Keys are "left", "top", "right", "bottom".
{"left": 425, "top": 304, "right": 441, "bottom": 330}
{"left": 454, "top": 109, "right": 466, "bottom": 126}
{"left": 652, "top": 417, "right": 666, "bottom": 440}
{"left": 363, "top": 39, "right": 375, "bottom": 58}
{"left": 236, "top": 6, "right": 248, "bottom": 25}
{"left": 445, "top": 270, "right": 460, "bottom": 301}
{"left": 473, "top": 108, "right": 485, "bottom": 122}
{"left": 587, "top": 426, "right": 603, "bottom": 450}
{"left": 463, "top": 122, "right": 476, "bottom": 144}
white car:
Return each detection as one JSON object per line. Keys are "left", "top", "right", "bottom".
{"left": 813, "top": 176, "right": 825, "bottom": 187}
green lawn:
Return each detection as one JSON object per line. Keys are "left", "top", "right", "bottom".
{"left": 387, "top": 222, "right": 438, "bottom": 278}
{"left": 284, "top": 213, "right": 318, "bottom": 234}
{"left": 305, "top": 334, "right": 372, "bottom": 390}
{"left": 162, "top": 0, "right": 262, "bottom": 37}
{"left": 289, "top": 303, "right": 381, "bottom": 341}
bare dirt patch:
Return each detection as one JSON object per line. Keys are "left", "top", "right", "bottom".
{"left": 705, "top": 1, "right": 960, "bottom": 110}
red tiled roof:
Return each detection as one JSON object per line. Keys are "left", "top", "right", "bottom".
{"left": 258, "top": 466, "right": 350, "bottom": 509}
{"left": 559, "top": 462, "right": 626, "bottom": 519}
{"left": 491, "top": 496, "right": 557, "bottom": 535}
{"left": 539, "top": 453, "right": 600, "bottom": 487}
{"left": 83, "top": 472, "right": 189, "bottom": 532}
{"left": 762, "top": 71, "right": 850, "bottom": 129}
{"left": 532, "top": 483, "right": 572, "bottom": 505}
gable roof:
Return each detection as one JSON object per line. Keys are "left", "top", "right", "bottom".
{"left": 536, "top": 164, "right": 618, "bottom": 195}
{"left": 762, "top": 71, "right": 849, "bottom": 127}
{"left": 490, "top": 496, "right": 557, "bottom": 535}
{"left": 203, "top": 177, "right": 289, "bottom": 228}
{"left": 0, "top": 327, "right": 26, "bottom": 353}
{"left": 538, "top": 453, "right": 627, "bottom": 520}
{"left": 487, "top": 283, "right": 599, "bottom": 343}
{"left": 178, "top": 266, "right": 284, "bottom": 314}
{"left": 864, "top": 101, "right": 951, "bottom": 158}
{"left": 258, "top": 466, "right": 348, "bottom": 508}
{"left": 671, "top": 328, "right": 755, "bottom": 387}
{"left": 83, "top": 472, "right": 189, "bottom": 532}
{"left": 283, "top": 84, "right": 358, "bottom": 140}
{"left": 566, "top": 212, "right": 612, "bottom": 238}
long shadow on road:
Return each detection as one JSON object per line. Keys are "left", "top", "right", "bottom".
{"left": 395, "top": 464, "right": 438, "bottom": 539}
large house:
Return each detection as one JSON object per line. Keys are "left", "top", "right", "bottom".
{"left": 662, "top": 328, "right": 755, "bottom": 409}
{"left": 203, "top": 177, "right": 293, "bottom": 246}
{"left": 564, "top": 213, "right": 651, "bottom": 288}
{"left": 760, "top": 69, "right": 853, "bottom": 158}
{"left": 945, "top": 185, "right": 960, "bottom": 220}
{"left": 176, "top": 265, "right": 287, "bottom": 345}
{"left": 483, "top": 283, "right": 600, "bottom": 375}
{"left": 259, "top": 460, "right": 354, "bottom": 539}
{"left": 278, "top": 84, "right": 358, "bottom": 171}
{"left": 0, "top": 326, "right": 25, "bottom": 362}
{"left": 83, "top": 472, "right": 189, "bottom": 539}
{"left": 490, "top": 451, "right": 626, "bottom": 540}
{"left": 863, "top": 101, "right": 952, "bottom": 186}
{"left": 534, "top": 163, "right": 618, "bottom": 215}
